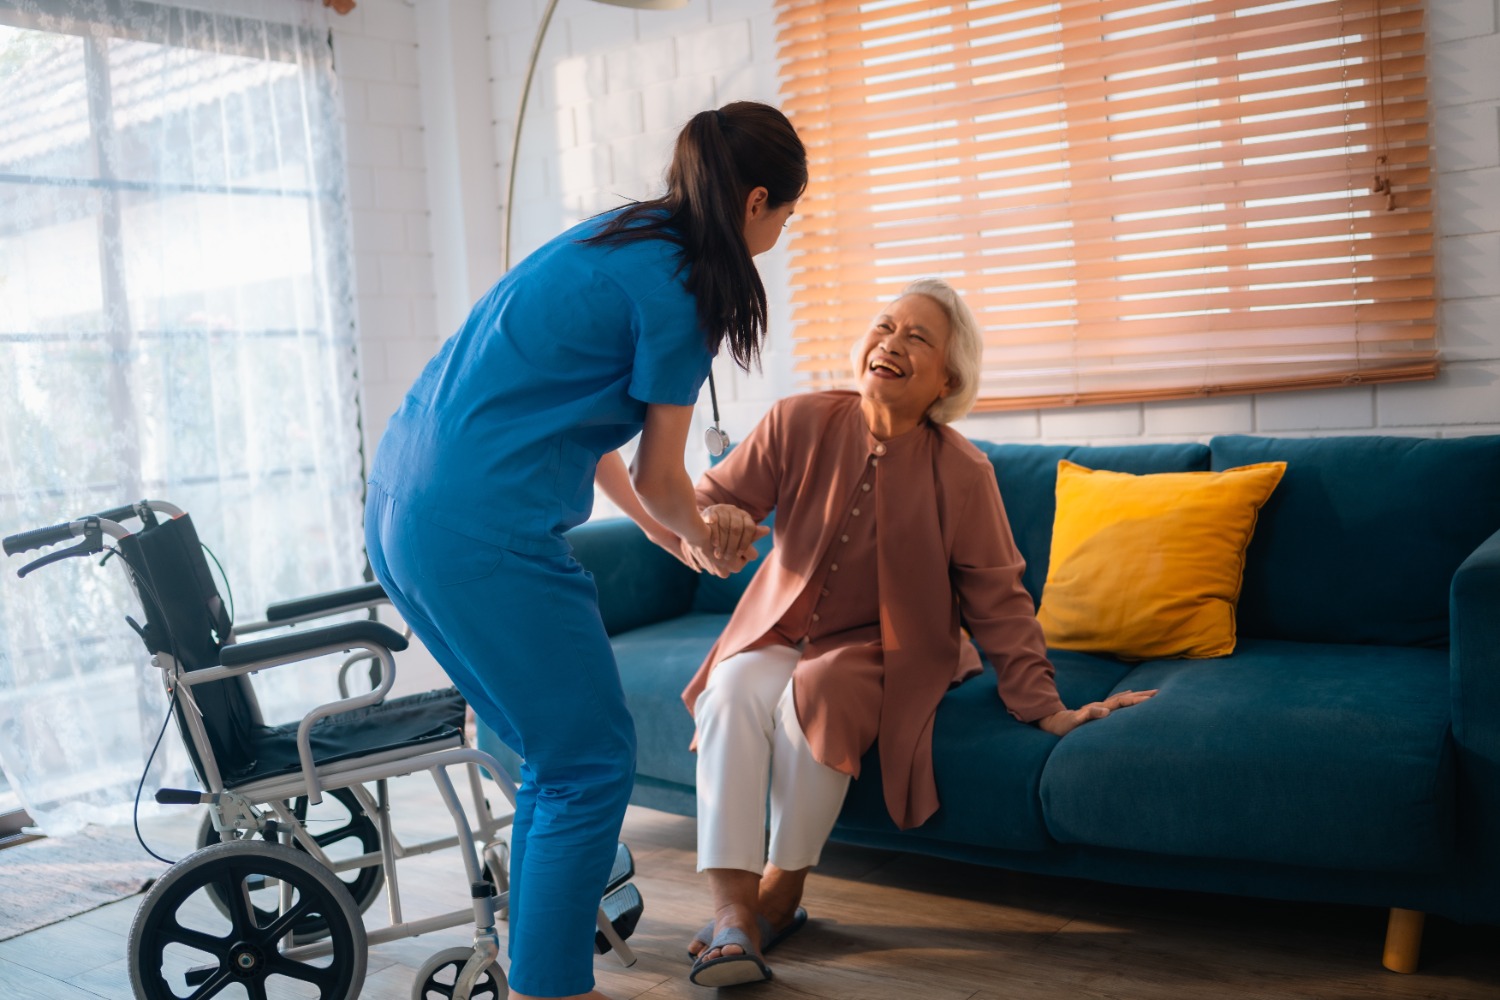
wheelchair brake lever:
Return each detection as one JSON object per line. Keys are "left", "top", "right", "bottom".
{"left": 17, "top": 519, "right": 106, "bottom": 578}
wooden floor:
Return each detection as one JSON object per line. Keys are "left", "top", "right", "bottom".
{"left": 2, "top": 772, "right": 1497, "bottom": 1000}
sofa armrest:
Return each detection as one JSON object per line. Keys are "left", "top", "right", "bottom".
{"left": 566, "top": 517, "right": 698, "bottom": 636}
{"left": 1452, "top": 525, "right": 1500, "bottom": 751}
{"left": 1451, "top": 524, "right": 1500, "bottom": 919}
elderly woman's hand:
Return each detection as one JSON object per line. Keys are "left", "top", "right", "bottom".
{"left": 682, "top": 505, "right": 768, "bottom": 577}
{"left": 1037, "top": 689, "right": 1158, "bottom": 737}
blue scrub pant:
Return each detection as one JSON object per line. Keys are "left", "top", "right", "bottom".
{"left": 365, "top": 484, "right": 635, "bottom": 997}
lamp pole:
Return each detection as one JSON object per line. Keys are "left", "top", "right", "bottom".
{"left": 501, "top": 0, "right": 690, "bottom": 272}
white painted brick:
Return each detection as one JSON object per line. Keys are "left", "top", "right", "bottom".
{"left": 582, "top": 88, "right": 645, "bottom": 144}
{"left": 748, "top": 9, "right": 779, "bottom": 63}
{"left": 368, "top": 83, "right": 424, "bottom": 128}
{"left": 1437, "top": 166, "right": 1500, "bottom": 237}
{"left": 1038, "top": 403, "right": 1143, "bottom": 440}
{"left": 351, "top": 210, "right": 406, "bottom": 253}
{"left": 354, "top": 252, "right": 382, "bottom": 295}
{"left": 1253, "top": 386, "right": 1374, "bottom": 432}
{"left": 1439, "top": 424, "right": 1500, "bottom": 437}
{"left": 357, "top": 339, "right": 388, "bottom": 383}
{"left": 1442, "top": 233, "right": 1500, "bottom": 300}
{"left": 605, "top": 36, "right": 676, "bottom": 94}
{"left": 557, "top": 143, "right": 612, "bottom": 197}
{"left": 716, "top": 63, "right": 773, "bottom": 106}
{"left": 1436, "top": 297, "right": 1500, "bottom": 361}
{"left": 359, "top": 0, "right": 418, "bottom": 43}
{"left": 385, "top": 337, "right": 439, "bottom": 384}
{"left": 553, "top": 55, "right": 608, "bottom": 107}
{"left": 1431, "top": 34, "right": 1500, "bottom": 108}
{"left": 404, "top": 213, "right": 433, "bottom": 255}
{"left": 339, "top": 79, "right": 367, "bottom": 124}
{"left": 346, "top": 165, "right": 376, "bottom": 209}
{"left": 398, "top": 126, "right": 427, "bottom": 170}
{"left": 1141, "top": 396, "right": 1255, "bottom": 436}
{"left": 357, "top": 296, "right": 414, "bottom": 340}
{"left": 346, "top": 122, "right": 402, "bottom": 168}
{"left": 332, "top": 35, "right": 396, "bottom": 83}
{"left": 380, "top": 254, "right": 436, "bottom": 299}
{"left": 374, "top": 168, "right": 430, "bottom": 212}
{"left": 676, "top": 21, "right": 753, "bottom": 81}
{"left": 565, "top": 3, "right": 637, "bottom": 56}
{"left": 1434, "top": 102, "right": 1500, "bottom": 173}
{"left": 393, "top": 42, "right": 421, "bottom": 87}
{"left": 1376, "top": 360, "right": 1500, "bottom": 426}
{"left": 953, "top": 410, "right": 1042, "bottom": 441}
{"left": 634, "top": 1, "right": 711, "bottom": 41}
{"left": 642, "top": 74, "right": 717, "bottom": 134}
{"left": 1429, "top": 0, "right": 1498, "bottom": 44}
{"left": 609, "top": 129, "right": 676, "bottom": 198}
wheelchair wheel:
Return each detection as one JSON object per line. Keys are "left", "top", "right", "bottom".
{"left": 410, "top": 946, "right": 505, "bottom": 1000}
{"left": 128, "top": 840, "right": 367, "bottom": 1000}
{"left": 198, "top": 785, "right": 384, "bottom": 939}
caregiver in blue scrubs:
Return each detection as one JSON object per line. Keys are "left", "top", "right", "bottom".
{"left": 364, "top": 101, "right": 805, "bottom": 1000}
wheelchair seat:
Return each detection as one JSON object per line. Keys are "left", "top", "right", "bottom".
{"left": 227, "top": 685, "right": 467, "bottom": 788}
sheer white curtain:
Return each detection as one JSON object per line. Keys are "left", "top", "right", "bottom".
{"left": 0, "top": 0, "right": 366, "bottom": 835}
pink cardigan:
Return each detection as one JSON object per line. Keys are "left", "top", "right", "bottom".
{"left": 681, "top": 391, "right": 1065, "bottom": 830}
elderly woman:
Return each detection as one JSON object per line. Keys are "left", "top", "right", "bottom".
{"left": 668, "top": 278, "right": 1156, "bottom": 987}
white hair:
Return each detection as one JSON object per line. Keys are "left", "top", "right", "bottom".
{"left": 851, "top": 278, "right": 982, "bottom": 424}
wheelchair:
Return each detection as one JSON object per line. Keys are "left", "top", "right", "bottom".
{"left": 4, "top": 500, "right": 647, "bottom": 1000}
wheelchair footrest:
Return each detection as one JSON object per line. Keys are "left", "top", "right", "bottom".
{"left": 605, "top": 841, "right": 634, "bottom": 897}
{"left": 594, "top": 882, "right": 644, "bottom": 956}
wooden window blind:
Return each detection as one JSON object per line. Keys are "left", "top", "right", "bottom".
{"left": 775, "top": 0, "right": 1434, "bottom": 410}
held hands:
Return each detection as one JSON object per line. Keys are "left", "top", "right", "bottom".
{"left": 1037, "top": 688, "right": 1158, "bottom": 738}
{"left": 680, "top": 504, "right": 768, "bottom": 578}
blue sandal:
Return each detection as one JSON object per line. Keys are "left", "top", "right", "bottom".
{"left": 687, "top": 907, "right": 807, "bottom": 961}
{"left": 688, "top": 924, "right": 774, "bottom": 988}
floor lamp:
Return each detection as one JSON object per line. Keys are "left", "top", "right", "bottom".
{"left": 502, "top": 0, "right": 690, "bottom": 272}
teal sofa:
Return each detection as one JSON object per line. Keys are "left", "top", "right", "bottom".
{"left": 477, "top": 433, "right": 1500, "bottom": 969}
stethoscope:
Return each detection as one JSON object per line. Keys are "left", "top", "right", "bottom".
{"left": 704, "top": 370, "right": 730, "bottom": 457}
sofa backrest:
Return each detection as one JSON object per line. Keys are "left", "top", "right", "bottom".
{"left": 1211, "top": 433, "right": 1500, "bottom": 648}
{"left": 971, "top": 442, "right": 1212, "bottom": 606}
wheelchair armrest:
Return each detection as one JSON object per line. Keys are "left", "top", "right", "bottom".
{"left": 219, "top": 620, "right": 409, "bottom": 669}
{"left": 264, "top": 582, "right": 391, "bottom": 623}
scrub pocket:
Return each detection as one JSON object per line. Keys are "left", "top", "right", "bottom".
{"left": 414, "top": 520, "right": 510, "bottom": 587}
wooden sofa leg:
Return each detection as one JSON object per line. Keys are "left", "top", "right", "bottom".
{"left": 1382, "top": 907, "right": 1425, "bottom": 973}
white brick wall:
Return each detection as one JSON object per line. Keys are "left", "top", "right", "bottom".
{"left": 461, "top": 0, "right": 1500, "bottom": 453}
{"left": 348, "top": 0, "right": 1500, "bottom": 491}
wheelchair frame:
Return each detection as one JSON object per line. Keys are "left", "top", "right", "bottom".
{"left": 4, "top": 500, "right": 641, "bottom": 1000}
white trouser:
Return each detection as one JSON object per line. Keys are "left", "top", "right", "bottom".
{"left": 694, "top": 644, "right": 852, "bottom": 873}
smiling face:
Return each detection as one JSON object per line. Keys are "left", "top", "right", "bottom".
{"left": 853, "top": 293, "right": 954, "bottom": 432}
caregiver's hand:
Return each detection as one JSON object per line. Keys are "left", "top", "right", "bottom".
{"left": 702, "top": 504, "right": 767, "bottom": 562}
{"left": 1037, "top": 689, "right": 1158, "bottom": 738}
{"left": 681, "top": 505, "right": 766, "bottom": 578}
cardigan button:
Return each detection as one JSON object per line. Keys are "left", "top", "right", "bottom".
{"left": 873, "top": 443, "right": 887, "bottom": 456}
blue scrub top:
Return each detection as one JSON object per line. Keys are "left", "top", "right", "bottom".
{"left": 369, "top": 209, "right": 714, "bottom": 555}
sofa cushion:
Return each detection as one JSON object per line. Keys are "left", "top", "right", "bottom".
{"left": 613, "top": 612, "right": 728, "bottom": 787}
{"left": 1039, "top": 638, "right": 1455, "bottom": 872}
{"left": 972, "top": 442, "right": 1212, "bottom": 605}
{"left": 1037, "top": 460, "right": 1286, "bottom": 660}
{"left": 1211, "top": 433, "right": 1500, "bottom": 647}
{"left": 837, "top": 649, "right": 1133, "bottom": 852}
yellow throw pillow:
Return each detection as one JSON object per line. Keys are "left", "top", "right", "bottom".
{"left": 1036, "top": 459, "right": 1287, "bottom": 660}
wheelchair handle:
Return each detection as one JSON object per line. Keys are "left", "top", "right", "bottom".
{"left": 3, "top": 520, "right": 85, "bottom": 556}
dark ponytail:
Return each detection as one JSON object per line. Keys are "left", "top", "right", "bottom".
{"left": 582, "top": 101, "right": 807, "bottom": 371}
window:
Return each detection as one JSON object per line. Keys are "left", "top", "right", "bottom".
{"left": 0, "top": 0, "right": 365, "bottom": 833}
{"left": 776, "top": 0, "right": 1433, "bottom": 409}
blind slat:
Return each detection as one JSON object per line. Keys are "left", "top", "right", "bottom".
{"left": 777, "top": 0, "right": 1434, "bottom": 403}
